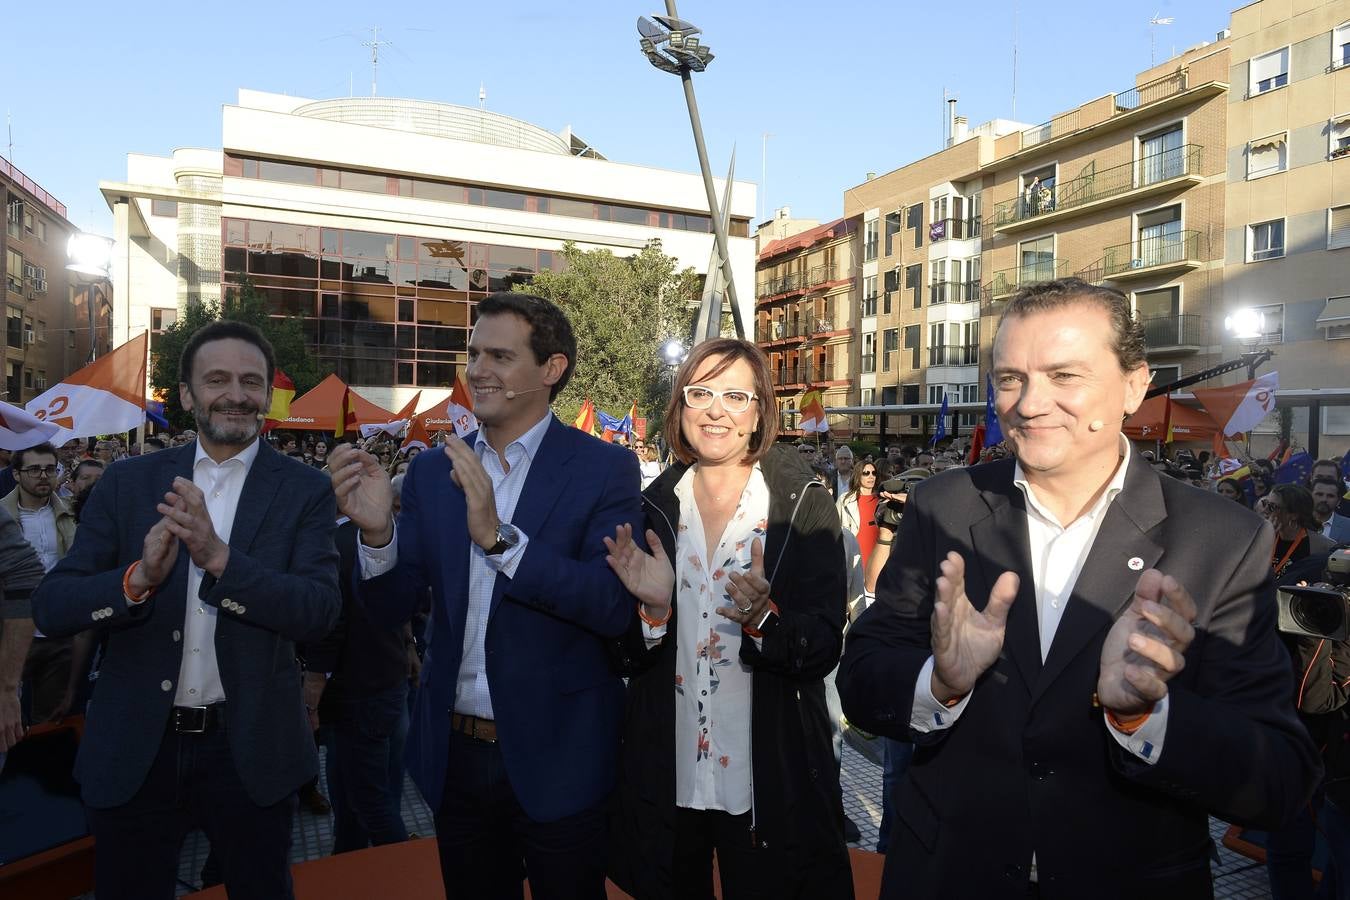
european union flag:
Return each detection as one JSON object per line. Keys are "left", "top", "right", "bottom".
{"left": 146, "top": 400, "right": 169, "bottom": 430}
{"left": 931, "top": 394, "right": 949, "bottom": 447}
{"left": 596, "top": 409, "right": 630, "bottom": 437}
{"left": 1272, "top": 450, "right": 1313, "bottom": 486}
{"left": 985, "top": 374, "right": 1003, "bottom": 446}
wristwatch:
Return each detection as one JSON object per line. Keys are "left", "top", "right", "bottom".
{"left": 485, "top": 522, "right": 521, "bottom": 556}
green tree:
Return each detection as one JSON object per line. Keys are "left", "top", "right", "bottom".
{"left": 517, "top": 240, "right": 699, "bottom": 436}
{"left": 149, "top": 281, "right": 329, "bottom": 431}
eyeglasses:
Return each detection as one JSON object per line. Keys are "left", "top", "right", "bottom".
{"left": 861, "top": 469, "right": 877, "bottom": 476}
{"left": 18, "top": 465, "right": 57, "bottom": 477}
{"left": 682, "top": 386, "right": 756, "bottom": 413}
{"left": 1258, "top": 498, "right": 1284, "bottom": 512}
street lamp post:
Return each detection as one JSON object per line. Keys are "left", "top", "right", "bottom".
{"left": 638, "top": 6, "right": 745, "bottom": 341}
{"left": 1224, "top": 307, "right": 1275, "bottom": 380}
{"left": 66, "top": 232, "right": 114, "bottom": 365}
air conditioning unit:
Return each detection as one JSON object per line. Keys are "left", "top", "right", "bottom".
{"left": 1130, "top": 258, "right": 1145, "bottom": 269}
{"left": 31, "top": 279, "right": 45, "bottom": 294}
{"left": 24, "top": 332, "right": 35, "bottom": 345}
{"left": 23, "top": 263, "right": 38, "bottom": 279}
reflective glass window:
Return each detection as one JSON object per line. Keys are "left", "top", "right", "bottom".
{"left": 417, "top": 361, "right": 455, "bottom": 387}
{"left": 341, "top": 230, "right": 395, "bottom": 260}
{"left": 257, "top": 160, "right": 318, "bottom": 185}
{"left": 413, "top": 181, "right": 468, "bottom": 204}
{"left": 341, "top": 171, "right": 388, "bottom": 193}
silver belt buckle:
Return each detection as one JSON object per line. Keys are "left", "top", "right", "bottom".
{"left": 175, "top": 705, "right": 209, "bottom": 733}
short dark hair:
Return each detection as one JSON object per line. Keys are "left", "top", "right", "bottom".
{"left": 476, "top": 293, "right": 575, "bottom": 400}
{"left": 998, "top": 277, "right": 1147, "bottom": 372}
{"left": 73, "top": 459, "right": 105, "bottom": 479}
{"left": 1311, "top": 475, "right": 1343, "bottom": 494}
{"left": 663, "top": 338, "right": 778, "bottom": 466}
{"left": 178, "top": 320, "right": 276, "bottom": 388}
{"left": 144, "top": 437, "right": 166, "bottom": 450}
{"left": 13, "top": 442, "right": 57, "bottom": 470}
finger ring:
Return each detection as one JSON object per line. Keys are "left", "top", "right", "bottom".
{"left": 737, "top": 604, "right": 753, "bottom": 614}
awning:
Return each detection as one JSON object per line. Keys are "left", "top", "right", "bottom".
{"left": 1123, "top": 395, "right": 1221, "bottom": 441}
{"left": 279, "top": 373, "right": 397, "bottom": 432}
{"left": 1315, "top": 296, "right": 1350, "bottom": 328}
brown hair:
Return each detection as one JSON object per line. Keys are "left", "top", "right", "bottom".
{"left": 998, "top": 277, "right": 1147, "bottom": 372}
{"left": 662, "top": 338, "right": 778, "bottom": 466}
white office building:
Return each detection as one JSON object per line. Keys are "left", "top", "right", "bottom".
{"left": 100, "top": 89, "right": 755, "bottom": 408}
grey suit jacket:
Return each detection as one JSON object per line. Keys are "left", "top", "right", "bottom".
{"left": 33, "top": 441, "right": 340, "bottom": 808}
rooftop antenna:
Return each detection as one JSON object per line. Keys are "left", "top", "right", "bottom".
{"left": 759, "top": 132, "right": 773, "bottom": 223}
{"left": 360, "top": 25, "right": 394, "bottom": 95}
{"left": 1011, "top": 3, "right": 1019, "bottom": 119}
{"left": 1149, "top": 14, "right": 1175, "bottom": 66}
{"left": 6, "top": 110, "right": 12, "bottom": 162}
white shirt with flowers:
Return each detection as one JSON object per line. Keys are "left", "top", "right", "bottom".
{"left": 671, "top": 463, "right": 769, "bottom": 814}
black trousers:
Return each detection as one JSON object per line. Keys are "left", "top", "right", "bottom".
{"left": 87, "top": 715, "right": 297, "bottom": 900}
{"left": 433, "top": 729, "right": 607, "bottom": 900}
{"left": 673, "top": 806, "right": 775, "bottom": 900}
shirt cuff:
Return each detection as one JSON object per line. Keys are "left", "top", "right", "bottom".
{"left": 911, "top": 655, "right": 972, "bottom": 733}
{"left": 484, "top": 531, "right": 528, "bottom": 579}
{"left": 641, "top": 618, "right": 667, "bottom": 648}
{"left": 1104, "top": 694, "right": 1169, "bottom": 765}
{"left": 357, "top": 525, "right": 399, "bottom": 579}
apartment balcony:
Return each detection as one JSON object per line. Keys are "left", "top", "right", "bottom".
{"left": 988, "top": 145, "right": 1204, "bottom": 234}
{"left": 928, "top": 217, "right": 982, "bottom": 243}
{"left": 929, "top": 280, "right": 983, "bottom": 305}
{"left": 756, "top": 271, "right": 808, "bottom": 303}
{"left": 927, "top": 345, "right": 980, "bottom": 367}
{"left": 1102, "top": 230, "right": 1203, "bottom": 281}
{"left": 981, "top": 259, "right": 1069, "bottom": 304}
{"left": 1140, "top": 313, "right": 1207, "bottom": 355}
{"left": 801, "top": 362, "right": 838, "bottom": 384}
{"left": 756, "top": 319, "right": 809, "bottom": 346}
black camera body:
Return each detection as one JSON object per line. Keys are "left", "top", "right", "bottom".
{"left": 1278, "top": 548, "right": 1350, "bottom": 640}
{"left": 875, "top": 468, "right": 931, "bottom": 531}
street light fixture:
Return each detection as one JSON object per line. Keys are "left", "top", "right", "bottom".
{"left": 1225, "top": 306, "right": 1275, "bottom": 379}
{"left": 661, "top": 338, "right": 688, "bottom": 368}
{"left": 637, "top": 6, "right": 744, "bottom": 342}
{"left": 67, "top": 232, "right": 115, "bottom": 363}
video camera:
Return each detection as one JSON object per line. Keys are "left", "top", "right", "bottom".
{"left": 1278, "top": 548, "right": 1350, "bottom": 640}
{"left": 875, "top": 468, "right": 931, "bottom": 531}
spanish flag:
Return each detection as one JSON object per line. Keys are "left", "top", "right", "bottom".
{"left": 573, "top": 398, "right": 596, "bottom": 434}
{"left": 262, "top": 369, "right": 295, "bottom": 433}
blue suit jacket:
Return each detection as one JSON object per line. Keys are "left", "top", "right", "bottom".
{"left": 358, "top": 418, "right": 641, "bottom": 822}
{"left": 33, "top": 441, "right": 340, "bottom": 809}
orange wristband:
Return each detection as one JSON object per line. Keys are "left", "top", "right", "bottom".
{"left": 122, "top": 561, "right": 156, "bottom": 604}
{"left": 1105, "top": 709, "right": 1151, "bottom": 735}
{"left": 637, "top": 602, "right": 671, "bottom": 628}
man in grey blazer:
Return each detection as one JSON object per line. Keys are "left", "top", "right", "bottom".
{"left": 34, "top": 321, "right": 340, "bottom": 899}
{"left": 839, "top": 278, "right": 1321, "bottom": 899}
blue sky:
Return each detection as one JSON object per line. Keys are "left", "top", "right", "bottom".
{"left": 6, "top": 0, "right": 1239, "bottom": 236}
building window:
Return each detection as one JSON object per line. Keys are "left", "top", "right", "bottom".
{"left": 863, "top": 220, "right": 879, "bottom": 262}
{"left": 1138, "top": 126, "right": 1185, "bottom": 185}
{"left": 151, "top": 199, "right": 179, "bottom": 217}
{"left": 884, "top": 211, "right": 902, "bottom": 256}
{"left": 1247, "top": 134, "right": 1287, "bottom": 178}
{"left": 5, "top": 199, "right": 20, "bottom": 240}
{"left": 35, "top": 220, "right": 46, "bottom": 242}
{"left": 5, "top": 249, "right": 22, "bottom": 293}
{"left": 1249, "top": 47, "right": 1289, "bottom": 95}
{"left": 906, "top": 263, "right": 922, "bottom": 309}
{"left": 882, "top": 327, "right": 898, "bottom": 372}
{"left": 903, "top": 324, "right": 920, "bottom": 369}
{"left": 907, "top": 204, "right": 924, "bottom": 248}
{"left": 1248, "top": 219, "right": 1285, "bottom": 261}
{"left": 861, "top": 387, "right": 876, "bottom": 428}
{"left": 1331, "top": 115, "right": 1350, "bottom": 159}
{"left": 6, "top": 308, "right": 22, "bottom": 350}
{"left": 36, "top": 319, "right": 45, "bottom": 343}
{"left": 1331, "top": 205, "right": 1350, "bottom": 251}
{"left": 861, "top": 275, "right": 878, "bottom": 317}
{"left": 1250, "top": 303, "right": 1284, "bottom": 343}
{"left": 1136, "top": 205, "right": 1183, "bottom": 266}
{"left": 1150, "top": 364, "right": 1181, "bottom": 387}
{"left": 861, "top": 332, "right": 876, "bottom": 374}
{"left": 1333, "top": 23, "right": 1349, "bottom": 69}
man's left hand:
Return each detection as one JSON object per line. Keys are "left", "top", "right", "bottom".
{"left": 1098, "top": 569, "right": 1197, "bottom": 716}
{"left": 157, "top": 477, "right": 230, "bottom": 577}
{"left": 443, "top": 436, "right": 500, "bottom": 552}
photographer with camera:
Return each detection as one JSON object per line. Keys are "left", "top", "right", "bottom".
{"left": 1266, "top": 545, "right": 1350, "bottom": 899}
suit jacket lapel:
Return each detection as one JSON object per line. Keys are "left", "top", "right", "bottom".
{"left": 1032, "top": 457, "right": 1167, "bottom": 705}
{"left": 227, "top": 441, "right": 282, "bottom": 553}
{"left": 970, "top": 483, "right": 1042, "bottom": 694}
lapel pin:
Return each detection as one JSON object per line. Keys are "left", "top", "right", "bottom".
{"left": 1127, "top": 557, "right": 1144, "bottom": 571}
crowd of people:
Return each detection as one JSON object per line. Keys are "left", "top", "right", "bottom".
{"left": 1, "top": 279, "right": 1347, "bottom": 899}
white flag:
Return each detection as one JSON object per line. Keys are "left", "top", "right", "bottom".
{"left": 0, "top": 402, "right": 60, "bottom": 451}
{"left": 26, "top": 334, "right": 148, "bottom": 444}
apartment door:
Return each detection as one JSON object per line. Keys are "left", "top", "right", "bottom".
{"left": 1139, "top": 126, "right": 1184, "bottom": 186}
{"left": 1137, "top": 205, "right": 1182, "bottom": 267}
{"left": 1019, "top": 236, "right": 1056, "bottom": 283}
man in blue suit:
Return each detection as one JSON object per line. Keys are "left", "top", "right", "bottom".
{"left": 34, "top": 321, "right": 340, "bottom": 899}
{"left": 329, "top": 292, "right": 641, "bottom": 900}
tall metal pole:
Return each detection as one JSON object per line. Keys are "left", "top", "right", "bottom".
{"left": 664, "top": 0, "right": 744, "bottom": 339}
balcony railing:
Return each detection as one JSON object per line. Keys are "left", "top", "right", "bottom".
{"left": 1140, "top": 313, "right": 1207, "bottom": 352}
{"left": 0, "top": 155, "right": 68, "bottom": 218}
{"left": 756, "top": 320, "right": 809, "bottom": 343}
{"left": 928, "top": 217, "right": 982, "bottom": 243}
{"left": 1019, "top": 69, "right": 1189, "bottom": 149}
{"left": 1102, "top": 230, "right": 1202, "bottom": 278}
{"left": 989, "top": 144, "right": 1203, "bottom": 229}
{"left": 982, "top": 259, "right": 1069, "bottom": 302}
{"left": 757, "top": 270, "right": 807, "bottom": 298}
{"left": 805, "top": 264, "right": 839, "bottom": 288}
{"left": 802, "top": 363, "right": 835, "bottom": 383}
{"left": 927, "top": 345, "right": 980, "bottom": 366}
{"left": 929, "top": 280, "right": 983, "bottom": 305}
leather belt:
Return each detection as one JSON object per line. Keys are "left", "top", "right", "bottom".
{"left": 172, "top": 703, "right": 226, "bottom": 734}
{"left": 450, "top": 712, "right": 497, "bottom": 743}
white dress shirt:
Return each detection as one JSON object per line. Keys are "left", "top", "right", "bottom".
{"left": 19, "top": 503, "right": 60, "bottom": 639}
{"left": 359, "top": 412, "right": 547, "bottom": 720}
{"left": 911, "top": 436, "right": 1168, "bottom": 764}
{"left": 175, "top": 438, "right": 260, "bottom": 707}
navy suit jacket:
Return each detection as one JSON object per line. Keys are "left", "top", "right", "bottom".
{"left": 33, "top": 441, "right": 340, "bottom": 809}
{"left": 358, "top": 417, "right": 641, "bottom": 822}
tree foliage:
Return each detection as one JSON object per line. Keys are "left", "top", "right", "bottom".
{"left": 516, "top": 241, "right": 699, "bottom": 435}
{"left": 149, "top": 281, "right": 329, "bottom": 431}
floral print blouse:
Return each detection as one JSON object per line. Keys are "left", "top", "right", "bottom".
{"left": 665, "top": 463, "right": 770, "bottom": 814}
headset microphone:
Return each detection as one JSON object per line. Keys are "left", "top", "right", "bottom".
{"left": 504, "top": 387, "right": 547, "bottom": 400}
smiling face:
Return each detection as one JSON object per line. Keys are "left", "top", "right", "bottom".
{"left": 679, "top": 354, "right": 759, "bottom": 468}
{"left": 993, "top": 302, "right": 1150, "bottom": 483}
{"left": 179, "top": 338, "right": 270, "bottom": 457}
{"left": 466, "top": 312, "right": 566, "bottom": 436}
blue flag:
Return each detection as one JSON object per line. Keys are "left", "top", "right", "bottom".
{"left": 146, "top": 400, "right": 169, "bottom": 430}
{"left": 931, "top": 394, "right": 949, "bottom": 446}
{"left": 596, "top": 409, "right": 630, "bottom": 437}
{"left": 1273, "top": 450, "right": 1313, "bottom": 486}
{"left": 985, "top": 374, "right": 1003, "bottom": 446}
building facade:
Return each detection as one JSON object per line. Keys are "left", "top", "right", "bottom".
{"left": 101, "top": 90, "right": 756, "bottom": 410}
{"left": 3, "top": 156, "right": 108, "bottom": 408}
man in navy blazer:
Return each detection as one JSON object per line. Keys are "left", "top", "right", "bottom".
{"left": 330, "top": 292, "right": 641, "bottom": 899}
{"left": 34, "top": 321, "right": 340, "bottom": 900}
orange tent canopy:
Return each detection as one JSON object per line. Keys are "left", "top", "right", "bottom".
{"left": 277, "top": 374, "right": 395, "bottom": 432}
{"left": 1124, "top": 395, "right": 1221, "bottom": 441}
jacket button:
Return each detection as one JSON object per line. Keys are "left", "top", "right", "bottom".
{"left": 160, "top": 680, "right": 172, "bottom": 692}
{"left": 1029, "top": 761, "right": 1046, "bottom": 780}
{"left": 172, "top": 630, "right": 181, "bottom": 642}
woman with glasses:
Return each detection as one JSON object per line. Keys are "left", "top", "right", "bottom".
{"left": 837, "top": 460, "right": 885, "bottom": 570}
{"left": 605, "top": 338, "right": 853, "bottom": 899}
{"left": 1258, "top": 484, "right": 1334, "bottom": 578}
